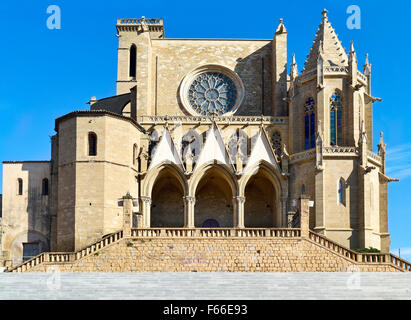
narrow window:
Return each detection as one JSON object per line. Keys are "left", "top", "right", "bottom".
{"left": 88, "top": 132, "right": 97, "bottom": 156}
{"left": 301, "top": 184, "right": 306, "bottom": 196}
{"left": 129, "top": 44, "right": 137, "bottom": 78}
{"left": 17, "top": 178, "right": 23, "bottom": 195}
{"left": 42, "top": 178, "right": 49, "bottom": 196}
{"left": 330, "top": 92, "right": 343, "bottom": 146}
{"left": 338, "top": 179, "right": 344, "bottom": 204}
{"left": 304, "top": 97, "right": 315, "bottom": 150}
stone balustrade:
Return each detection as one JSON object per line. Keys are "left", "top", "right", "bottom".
{"left": 367, "top": 150, "right": 382, "bottom": 164}
{"left": 117, "top": 18, "right": 163, "bottom": 25}
{"left": 130, "top": 228, "right": 301, "bottom": 238}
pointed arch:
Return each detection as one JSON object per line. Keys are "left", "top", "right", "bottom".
{"left": 189, "top": 162, "right": 238, "bottom": 197}
{"left": 239, "top": 160, "right": 284, "bottom": 198}
{"left": 301, "top": 184, "right": 306, "bottom": 196}
{"left": 239, "top": 161, "right": 285, "bottom": 228}
{"left": 143, "top": 162, "right": 188, "bottom": 198}
{"left": 190, "top": 163, "right": 238, "bottom": 228}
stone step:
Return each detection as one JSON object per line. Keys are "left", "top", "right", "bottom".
{"left": 0, "top": 273, "right": 410, "bottom": 300}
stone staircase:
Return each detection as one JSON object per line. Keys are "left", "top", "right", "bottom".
{"left": 5, "top": 228, "right": 411, "bottom": 273}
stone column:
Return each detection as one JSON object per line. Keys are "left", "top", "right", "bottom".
{"left": 233, "top": 196, "right": 245, "bottom": 228}
{"left": 184, "top": 196, "right": 196, "bottom": 228}
{"left": 123, "top": 193, "right": 133, "bottom": 236}
{"left": 140, "top": 196, "right": 152, "bottom": 228}
{"left": 299, "top": 196, "right": 310, "bottom": 238}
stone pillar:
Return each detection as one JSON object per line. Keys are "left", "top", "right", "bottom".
{"left": 184, "top": 196, "right": 196, "bottom": 228}
{"left": 299, "top": 196, "right": 310, "bottom": 238}
{"left": 123, "top": 193, "right": 133, "bottom": 236}
{"left": 140, "top": 196, "right": 152, "bottom": 228}
{"left": 233, "top": 196, "right": 245, "bottom": 228}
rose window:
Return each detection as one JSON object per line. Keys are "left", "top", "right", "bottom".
{"left": 187, "top": 72, "right": 237, "bottom": 116}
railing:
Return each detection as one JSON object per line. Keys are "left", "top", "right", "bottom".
{"left": 289, "top": 149, "right": 316, "bottom": 164}
{"left": 390, "top": 254, "right": 411, "bottom": 271}
{"left": 9, "top": 230, "right": 124, "bottom": 273}
{"left": 117, "top": 18, "right": 163, "bottom": 25}
{"left": 323, "top": 146, "right": 358, "bottom": 154}
{"left": 357, "top": 71, "right": 368, "bottom": 84}
{"left": 130, "top": 228, "right": 301, "bottom": 238}
{"left": 309, "top": 231, "right": 359, "bottom": 261}
{"left": 367, "top": 150, "right": 382, "bottom": 164}
{"left": 309, "top": 231, "right": 410, "bottom": 272}
{"left": 296, "top": 68, "right": 368, "bottom": 86}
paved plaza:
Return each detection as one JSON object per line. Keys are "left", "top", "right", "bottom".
{"left": 0, "top": 272, "right": 410, "bottom": 300}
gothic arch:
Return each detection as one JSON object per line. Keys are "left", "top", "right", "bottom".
{"left": 239, "top": 160, "right": 284, "bottom": 196}
{"left": 189, "top": 162, "right": 238, "bottom": 197}
{"left": 144, "top": 163, "right": 188, "bottom": 228}
{"left": 239, "top": 161, "right": 287, "bottom": 227}
{"left": 190, "top": 163, "right": 238, "bottom": 228}
{"left": 143, "top": 162, "right": 188, "bottom": 198}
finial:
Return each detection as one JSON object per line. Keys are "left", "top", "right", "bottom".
{"left": 363, "top": 53, "right": 371, "bottom": 76}
{"left": 322, "top": 8, "right": 328, "bottom": 21}
{"left": 290, "top": 53, "right": 298, "bottom": 78}
{"left": 378, "top": 131, "right": 386, "bottom": 153}
{"left": 276, "top": 18, "right": 287, "bottom": 33}
{"left": 350, "top": 40, "right": 355, "bottom": 53}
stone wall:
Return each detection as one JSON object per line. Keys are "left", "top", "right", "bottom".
{"left": 1, "top": 162, "right": 51, "bottom": 266}
{"left": 26, "top": 237, "right": 399, "bottom": 273}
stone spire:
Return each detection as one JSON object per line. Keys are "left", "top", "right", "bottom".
{"left": 349, "top": 40, "right": 357, "bottom": 63}
{"left": 303, "top": 9, "right": 348, "bottom": 72}
{"left": 290, "top": 53, "right": 298, "bottom": 79}
{"left": 377, "top": 131, "right": 386, "bottom": 155}
{"left": 363, "top": 53, "right": 372, "bottom": 76}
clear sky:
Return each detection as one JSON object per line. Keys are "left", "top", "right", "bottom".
{"left": 0, "top": 0, "right": 410, "bottom": 260}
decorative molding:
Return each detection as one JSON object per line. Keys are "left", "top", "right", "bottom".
{"left": 139, "top": 115, "right": 288, "bottom": 125}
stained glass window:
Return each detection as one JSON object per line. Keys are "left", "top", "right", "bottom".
{"left": 188, "top": 72, "right": 237, "bottom": 116}
{"left": 330, "top": 92, "right": 343, "bottom": 146}
{"left": 304, "top": 97, "right": 316, "bottom": 150}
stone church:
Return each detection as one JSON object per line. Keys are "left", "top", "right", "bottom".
{"left": 0, "top": 10, "right": 401, "bottom": 270}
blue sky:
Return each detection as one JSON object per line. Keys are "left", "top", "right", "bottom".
{"left": 0, "top": 0, "right": 410, "bottom": 259}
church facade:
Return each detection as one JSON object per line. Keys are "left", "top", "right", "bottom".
{"left": 1, "top": 10, "right": 398, "bottom": 267}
